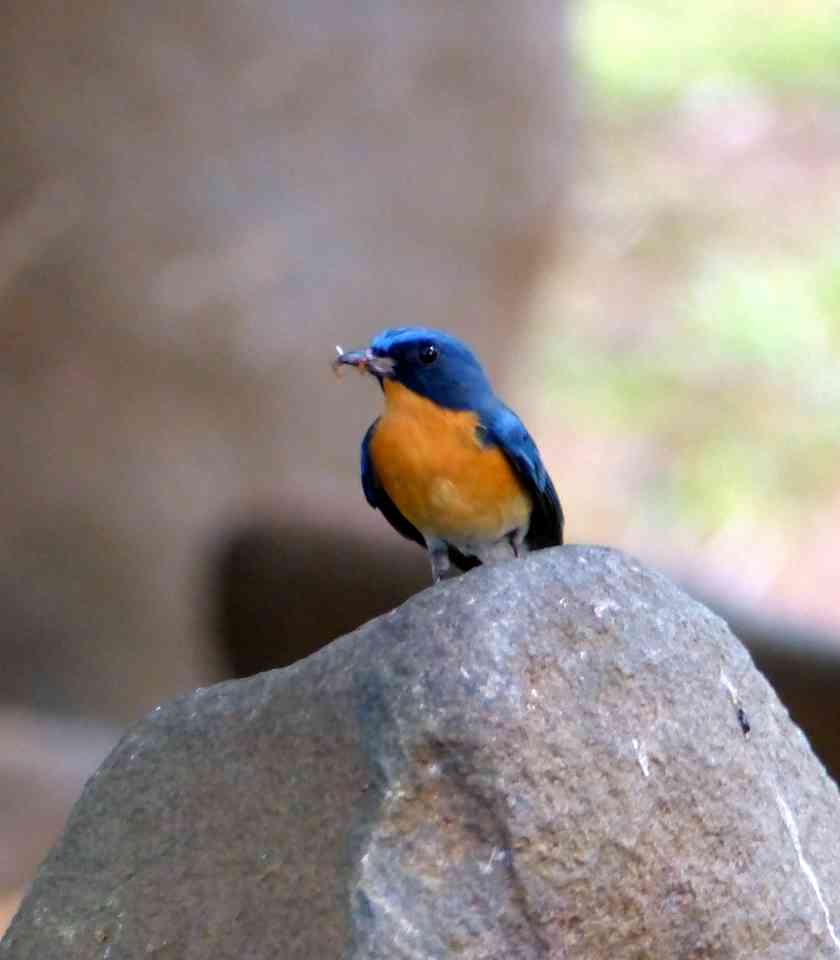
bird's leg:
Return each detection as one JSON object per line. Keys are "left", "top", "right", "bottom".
{"left": 508, "top": 528, "right": 529, "bottom": 560}
{"left": 425, "top": 537, "right": 451, "bottom": 583}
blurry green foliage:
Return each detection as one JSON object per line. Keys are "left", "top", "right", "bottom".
{"left": 545, "top": 0, "right": 840, "bottom": 536}
{"left": 544, "top": 238, "right": 840, "bottom": 531}
{"left": 689, "top": 249, "right": 840, "bottom": 367}
{"left": 541, "top": 1, "right": 840, "bottom": 538}
{"left": 533, "top": 0, "right": 840, "bottom": 543}
{"left": 579, "top": 0, "right": 840, "bottom": 108}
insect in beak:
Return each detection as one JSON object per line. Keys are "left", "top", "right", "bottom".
{"left": 332, "top": 345, "right": 395, "bottom": 378}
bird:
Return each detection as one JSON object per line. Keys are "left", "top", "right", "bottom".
{"left": 333, "top": 327, "right": 564, "bottom": 582}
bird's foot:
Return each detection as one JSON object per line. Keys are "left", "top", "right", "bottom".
{"left": 508, "top": 528, "right": 529, "bottom": 560}
{"left": 426, "top": 538, "right": 451, "bottom": 583}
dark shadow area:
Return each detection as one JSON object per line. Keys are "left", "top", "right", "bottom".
{"left": 211, "top": 520, "right": 428, "bottom": 675}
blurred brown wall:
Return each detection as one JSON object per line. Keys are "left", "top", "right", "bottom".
{"left": 0, "top": 1, "right": 571, "bottom": 724}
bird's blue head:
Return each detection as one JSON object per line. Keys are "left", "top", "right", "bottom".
{"left": 334, "top": 327, "right": 494, "bottom": 411}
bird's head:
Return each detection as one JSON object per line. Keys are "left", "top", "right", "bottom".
{"left": 333, "top": 327, "right": 493, "bottom": 411}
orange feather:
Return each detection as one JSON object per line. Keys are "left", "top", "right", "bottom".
{"left": 369, "top": 381, "right": 531, "bottom": 542}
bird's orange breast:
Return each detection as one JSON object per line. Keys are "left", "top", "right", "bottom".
{"left": 369, "top": 381, "right": 531, "bottom": 542}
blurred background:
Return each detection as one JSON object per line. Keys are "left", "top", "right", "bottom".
{"left": 1, "top": 0, "right": 838, "bottom": 935}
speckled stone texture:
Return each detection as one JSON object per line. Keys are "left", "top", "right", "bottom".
{"left": 4, "top": 546, "right": 840, "bottom": 959}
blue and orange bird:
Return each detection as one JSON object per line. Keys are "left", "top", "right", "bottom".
{"left": 334, "top": 328, "right": 564, "bottom": 582}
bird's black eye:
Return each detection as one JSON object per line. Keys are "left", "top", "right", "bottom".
{"left": 419, "top": 343, "right": 439, "bottom": 365}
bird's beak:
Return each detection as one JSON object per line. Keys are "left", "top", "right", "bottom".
{"left": 332, "top": 346, "right": 395, "bottom": 378}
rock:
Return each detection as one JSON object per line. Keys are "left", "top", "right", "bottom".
{"left": 212, "top": 522, "right": 840, "bottom": 788}
{"left": 689, "top": 587, "right": 840, "bottom": 786}
{"left": 4, "top": 546, "right": 840, "bottom": 959}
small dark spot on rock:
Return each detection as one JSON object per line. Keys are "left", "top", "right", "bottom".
{"left": 737, "top": 707, "right": 751, "bottom": 737}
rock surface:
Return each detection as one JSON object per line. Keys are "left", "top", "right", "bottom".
{"left": 4, "top": 547, "right": 840, "bottom": 959}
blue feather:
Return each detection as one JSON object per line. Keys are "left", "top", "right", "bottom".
{"left": 482, "top": 406, "right": 564, "bottom": 549}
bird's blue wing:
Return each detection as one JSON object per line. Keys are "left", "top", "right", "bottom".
{"left": 484, "top": 406, "right": 564, "bottom": 549}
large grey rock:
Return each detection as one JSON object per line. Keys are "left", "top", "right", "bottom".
{"left": 4, "top": 547, "right": 840, "bottom": 959}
